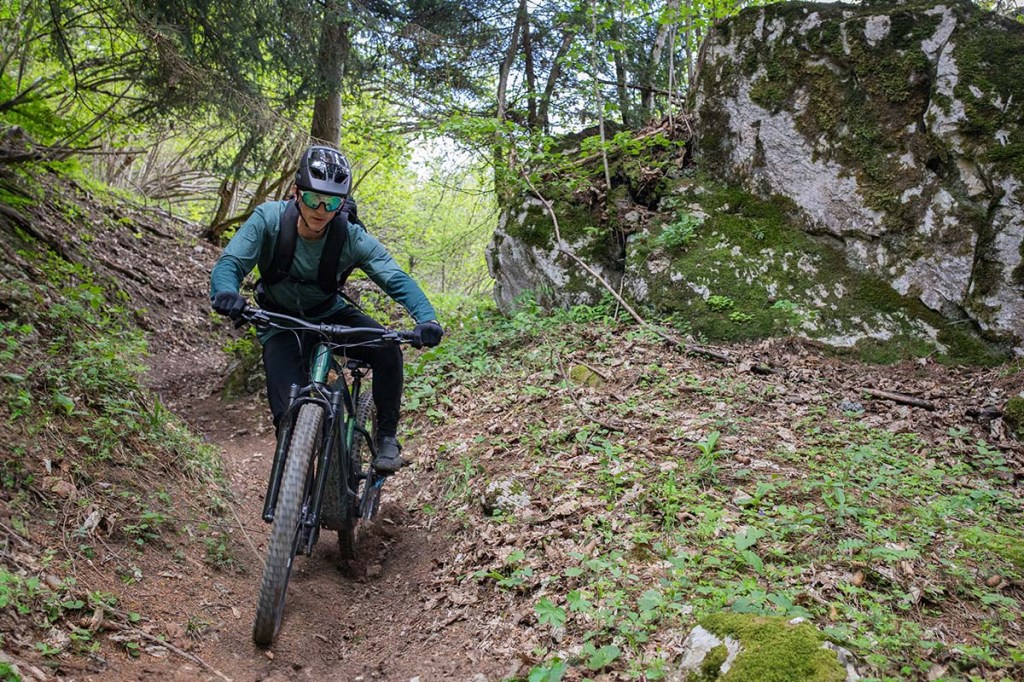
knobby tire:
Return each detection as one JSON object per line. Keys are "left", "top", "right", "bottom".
{"left": 252, "top": 403, "right": 323, "bottom": 646}
{"left": 337, "top": 391, "right": 376, "bottom": 561}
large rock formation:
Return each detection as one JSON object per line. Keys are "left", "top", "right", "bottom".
{"left": 693, "top": 0, "right": 1023, "bottom": 347}
{"left": 486, "top": 0, "right": 1023, "bottom": 359}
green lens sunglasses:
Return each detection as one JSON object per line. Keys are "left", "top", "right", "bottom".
{"left": 299, "top": 191, "right": 344, "bottom": 212}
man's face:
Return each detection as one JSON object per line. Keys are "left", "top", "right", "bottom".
{"left": 295, "top": 187, "right": 344, "bottom": 233}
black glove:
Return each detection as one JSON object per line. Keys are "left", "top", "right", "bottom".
{"left": 412, "top": 321, "right": 444, "bottom": 349}
{"left": 212, "top": 291, "right": 247, "bottom": 320}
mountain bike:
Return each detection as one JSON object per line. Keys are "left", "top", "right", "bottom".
{"left": 237, "top": 306, "right": 415, "bottom": 647}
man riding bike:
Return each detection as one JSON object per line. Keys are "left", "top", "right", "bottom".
{"left": 209, "top": 144, "right": 443, "bottom": 473}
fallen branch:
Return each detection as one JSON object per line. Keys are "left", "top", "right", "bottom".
{"left": 109, "top": 621, "right": 233, "bottom": 682}
{"left": 518, "top": 163, "right": 730, "bottom": 364}
{"left": 861, "top": 388, "right": 936, "bottom": 411}
{"left": 0, "top": 519, "right": 32, "bottom": 548}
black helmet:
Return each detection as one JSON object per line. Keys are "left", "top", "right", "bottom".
{"left": 295, "top": 145, "right": 351, "bottom": 196}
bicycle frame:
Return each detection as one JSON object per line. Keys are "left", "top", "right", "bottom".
{"left": 260, "top": 342, "right": 375, "bottom": 556}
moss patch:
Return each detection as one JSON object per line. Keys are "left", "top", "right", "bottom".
{"left": 632, "top": 179, "right": 1005, "bottom": 364}
{"left": 1004, "top": 395, "right": 1024, "bottom": 440}
{"left": 699, "top": 643, "right": 730, "bottom": 681}
{"left": 699, "top": 613, "right": 846, "bottom": 682}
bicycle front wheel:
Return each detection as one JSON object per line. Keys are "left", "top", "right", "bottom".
{"left": 338, "top": 391, "right": 376, "bottom": 561}
{"left": 253, "top": 402, "right": 322, "bottom": 646}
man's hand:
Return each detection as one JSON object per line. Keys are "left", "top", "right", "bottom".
{"left": 212, "top": 291, "right": 247, "bottom": 320}
{"left": 413, "top": 321, "right": 444, "bottom": 348}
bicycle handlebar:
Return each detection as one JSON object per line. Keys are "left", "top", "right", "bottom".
{"left": 238, "top": 306, "right": 418, "bottom": 344}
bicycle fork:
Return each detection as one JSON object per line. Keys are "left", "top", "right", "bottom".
{"left": 261, "top": 385, "right": 343, "bottom": 533}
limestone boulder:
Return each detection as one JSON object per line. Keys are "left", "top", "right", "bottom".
{"left": 693, "top": 0, "right": 1024, "bottom": 349}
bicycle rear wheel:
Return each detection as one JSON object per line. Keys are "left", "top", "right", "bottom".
{"left": 253, "top": 402, "right": 322, "bottom": 646}
{"left": 338, "top": 391, "right": 376, "bottom": 560}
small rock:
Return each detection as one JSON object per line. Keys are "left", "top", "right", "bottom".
{"left": 732, "top": 489, "right": 754, "bottom": 506}
{"left": 366, "top": 564, "right": 383, "bottom": 579}
{"left": 838, "top": 399, "right": 865, "bottom": 414}
{"left": 985, "top": 574, "right": 1003, "bottom": 588}
{"left": 481, "top": 478, "right": 530, "bottom": 516}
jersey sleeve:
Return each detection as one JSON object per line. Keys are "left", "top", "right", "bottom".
{"left": 349, "top": 227, "right": 437, "bottom": 324}
{"left": 209, "top": 203, "right": 278, "bottom": 300}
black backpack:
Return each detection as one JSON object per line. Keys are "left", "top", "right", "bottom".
{"left": 260, "top": 197, "right": 363, "bottom": 295}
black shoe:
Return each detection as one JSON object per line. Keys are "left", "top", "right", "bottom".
{"left": 373, "top": 436, "right": 404, "bottom": 473}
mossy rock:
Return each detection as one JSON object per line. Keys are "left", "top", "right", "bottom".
{"left": 220, "top": 337, "right": 264, "bottom": 400}
{"left": 629, "top": 181, "right": 1007, "bottom": 365}
{"left": 1004, "top": 395, "right": 1024, "bottom": 440}
{"left": 675, "top": 613, "right": 849, "bottom": 682}
{"left": 568, "top": 364, "right": 606, "bottom": 388}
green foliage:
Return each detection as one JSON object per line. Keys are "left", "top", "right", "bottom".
{"left": 0, "top": 568, "right": 104, "bottom": 657}
{"left": 706, "top": 296, "right": 735, "bottom": 312}
{"left": 1, "top": 240, "right": 221, "bottom": 478}
{"left": 655, "top": 212, "right": 704, "bottom": 250}
{"left": 407, "top": 299, "right": 1024, "bottom": 679}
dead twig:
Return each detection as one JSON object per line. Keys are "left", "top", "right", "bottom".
{"left": 228, "top": 497, "right": 264, "bottom": 565}
{"left": 0, "top": 519, "right": 32, "bottom": 548}
{"left": 861, "top": 388, "right": 936, "bottom": 411}
{"left": 109, "top": 620, "right": 233, "bottom": 682}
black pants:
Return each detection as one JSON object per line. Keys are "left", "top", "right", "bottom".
{"left": 262, "top": 307, "right": 403, "bottom": 438}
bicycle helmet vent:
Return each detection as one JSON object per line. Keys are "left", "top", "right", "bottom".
{"left": 296, "top": 145, "right": 351, "bottom": 196}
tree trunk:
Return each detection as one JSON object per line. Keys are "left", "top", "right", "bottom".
{"left": 203, "top": 140, "right": 252, "bottom": 242}
{"left": 641, "top": 0, "right": 681, "bottom": 116}
{"left": 495, "top": 0, "right": 527, "bottom": 198}
{"left": 496, "top": 0, "right": 526, "bottom": 123}
{"left": 522, "top": 0, "right": 537, "bottom": 128}
{"left": 607, "top": 3, "right": 631, "bottom": 127}
{"left": 538, "top": 30, "right": 575, "bottom": 134}
{"left": 310, "top": 0, "right": 351, "bottom": 146}
{"left": 590, "top": 6, "right": 611, "bottom": 192}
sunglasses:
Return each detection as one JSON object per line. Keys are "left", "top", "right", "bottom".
{"left": 298, "top": 190, "right": 345, "bottom": 212}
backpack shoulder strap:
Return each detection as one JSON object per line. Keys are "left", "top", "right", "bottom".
{"left": 262, "top": 200, "right": 299, "bottom": 287}
{"left": 317, "top": 209, "right": 350, "bottom": 294}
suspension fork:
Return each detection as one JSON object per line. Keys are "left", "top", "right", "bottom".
{"left": 301, "top": 388, "right": 344, "bottom": 555}
{"left": 262, "top": 384, "right": 301, "bottom": 522}
{"left": 261, "top": 343, "right": 336, "bottom": 522}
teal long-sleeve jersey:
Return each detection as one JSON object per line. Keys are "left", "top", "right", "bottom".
{"left": 209, "top": 200, "right": 437, "bottom": 338}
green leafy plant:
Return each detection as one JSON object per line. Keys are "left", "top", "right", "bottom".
{"left": 654, "top": 212, "right": 703, "bottom": 249}
{"left": 535, "top": 597, "right": 567, "bottom": 628}
{"left": 706, "top": 295, "right": 735, "bottom": 312}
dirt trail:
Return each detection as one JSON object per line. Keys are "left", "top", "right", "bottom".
{"left": 83, "top": 376, "right": 508, "bottom": 682}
